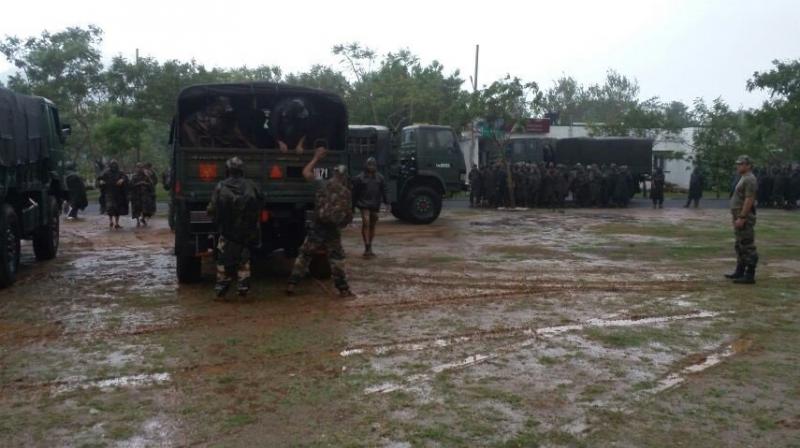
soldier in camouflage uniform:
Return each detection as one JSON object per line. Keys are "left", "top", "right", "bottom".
{"left": 725, "top": 155, "right": 759, "bottom": 284}
{"left": 207, "top": 157, "right": 264, "bottom": 299}
{"left": 287, "top": 147, "right": 353, "bottom": 297}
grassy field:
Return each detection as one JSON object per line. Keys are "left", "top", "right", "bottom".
{"left": 1, "top": 207, "right": 798, "bottom": 447}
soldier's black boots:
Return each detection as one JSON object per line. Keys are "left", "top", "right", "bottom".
{"left": 733, "top": 265, "right": 756, "bottom": 284}
{"left": 215, "top": 281, "right": 231, "bottom": 299}
{"left": 724, "top": 264, "right": 745, "bottom": 279}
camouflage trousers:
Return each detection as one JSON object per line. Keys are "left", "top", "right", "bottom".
{"left": 216, "top": 237, "right": 251, "bottom": 293}
{"left": 731, "top": 211, "right": 759, "bottom": 266}
{"left": 288, "top": 225, "right": 349, "bottom": 291}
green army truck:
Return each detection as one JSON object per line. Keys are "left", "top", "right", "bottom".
{"left": 169, "top": 82, "right": 348, "bottom": 283}
{"left": 0, "top": 87, "right": 69, "bottom": 287}
{"left": 347, "top": 124, "right": 467, "bottom": 224}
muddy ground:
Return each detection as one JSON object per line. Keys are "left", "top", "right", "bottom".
{"left": 1, "top": 204, "right": 799, "bottom": 447}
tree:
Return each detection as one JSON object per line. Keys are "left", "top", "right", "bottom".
{"left": 747, "top": 59, "right": 800, "bottom": 161}
{"left": 94, "top": 115, "right": 147, "bottom": 165}
{"left": 1, "top": 25, "right": 105, "bottom": 160}
{"left": 475, "top": 76, "right": 542, "bottom": 208}
{"left": 284, "top": 65, "right": 350, "bottom": 98}
{"left": 692, "top": 98, "right": 747, "bottom": 197}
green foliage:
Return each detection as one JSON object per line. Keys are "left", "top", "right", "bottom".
{"left": 691, "top": 98, "right": 747, "bottom": 195}
{"left": 542, "top": 71, "right": 694, "bottom": 136}
{"left": 746, "top": 59, "right": 800, "bottom": 161}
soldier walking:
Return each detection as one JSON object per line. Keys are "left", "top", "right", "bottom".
{"left": 207, "top": 157, "right": 263, "bottom": 299}
{"left": 650, "top": 168, "right": 666, "bottom": 209}
{"left": 64, "top": 161, "right": 88, "bottom": 220}
{"left": 685, "top": 167, "right": 704, "bottom": 208}
{"left": 725, "top": 155, "right": 759, "bottom": 284}
{"left": 97, "top": 160, "right": 129, "bottom": 229}
{"left": 287, "top": 147, "right": 354, "bottom": 298}
{"left": 352, "top": 157, "right": 388, "bottom": 257}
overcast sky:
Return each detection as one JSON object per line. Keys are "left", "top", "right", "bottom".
{"left": 1, "top": 0, "right": 798, "bottom": 109}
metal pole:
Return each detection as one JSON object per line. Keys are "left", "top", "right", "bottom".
{"left": 473, "top": 45, "right": 479, "bottom": 92}
{"left": 470, "top": 45, "right": 480, "bottom": 170}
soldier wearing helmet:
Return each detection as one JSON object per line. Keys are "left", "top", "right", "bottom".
{"left": 207, "top": 156, "right": 264, "bottom": 300}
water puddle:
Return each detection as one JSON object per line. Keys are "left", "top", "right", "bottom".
{"left": 52, "top": 372, "right": 171, "bottom": 395}
{"left": 361, "top": 310, "right": 722, "bottom": 395}
{"left": 346, "top": 310, "right": 720, "bottom": 358}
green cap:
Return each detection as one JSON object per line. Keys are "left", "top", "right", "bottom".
{"left": 735, "top": 155, "right": 752, "bottom": 165}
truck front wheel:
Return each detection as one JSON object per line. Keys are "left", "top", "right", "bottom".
{"left": 0, "top": 204, "right": 21, "bottom": 288}
{"left": 176, "top": 255, "right": 202, "bottom": 283}
{"left": 403, "top": 186, "right": 442, "bottom": 224}
{"left": 33, "top": 196, "right": 60, "bottom": 261}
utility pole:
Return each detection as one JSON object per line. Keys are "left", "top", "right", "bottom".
{"left": 469, "top": 44, "right": 480, "bottom": 172}
{"left": 473, "top": 44, "right": 479, "bottom": 92}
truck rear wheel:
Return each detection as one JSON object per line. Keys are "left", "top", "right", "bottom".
{"left": 403, "top": 186, "right": 442, "bottom": 224}
{"left": 176, "top": 255, "right": 202, "bottom": 283}
{"left": 33, "top": 196, "right": 60, "bottom": 261}
{"left": 390, "top": 202, "right": 407, "bottom": 221}
{"left": 0, "top": 205, "right": 21, "bottom": 288}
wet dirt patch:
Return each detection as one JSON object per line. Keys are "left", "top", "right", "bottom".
{"left": 2, "top": 207, "right": 799, "bottom": 446}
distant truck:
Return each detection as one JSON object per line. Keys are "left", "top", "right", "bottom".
{"left": 504, "top": 136, "right": 654, "bottom": 186}
{"left": 0, "top": 87, "right": 69, "bottom": 287}
{"left": 168, "top": 82, "right": 348, "bottom": 283}
{"left": 347, "top": 125, "right": 467, "bottom": 224}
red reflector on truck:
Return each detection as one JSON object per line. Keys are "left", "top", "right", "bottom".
{"left": 269, "top": 165, "right": 283, "bottom": 179}
{"left": 198, "top": 163, "right": 218, "bottom": 182}
{"left": 260, "top": 210, "right": 270, "bottom": 222}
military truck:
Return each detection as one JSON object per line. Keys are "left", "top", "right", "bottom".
{"left": 169, "top": 82, "right": 348, "bottom": 283}
{"left": 503, "top": 136, "right": 653, "bottom": 188}
{"left": 0, "top": 87, "right": 68, "bottom": 287}
{"left": 347, "top": 124, "right": 467, "bottom": 224}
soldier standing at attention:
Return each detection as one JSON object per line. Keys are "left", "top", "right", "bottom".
{"left": 685, "top": 167, "right": 704, "bottom": 208}
{"left": 207, "top": 157, "right": 263, "bottom": 299}
{"left": 352, "top": 157, "right": 388, "bottom": 257}
{"left": 287, "top": 147, "right": 354, "bottom": 298}
{"left": 725, "top": 155, "right": 759, "bottom": 285}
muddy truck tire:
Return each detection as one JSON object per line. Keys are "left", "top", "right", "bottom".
{"left": 176, "top": 255, "right": 202, "bottom": 283}
{"left": 0, "top": 204, "right": 21, "bottom": 288}
{"left": 33, "top": 196, "right": 60, "bottom": 261}
{"left": 390, "top": 202, "right": 407, "bottom": 221}
{"left": 402, "top": 186, "right": 442, "bottom": 225}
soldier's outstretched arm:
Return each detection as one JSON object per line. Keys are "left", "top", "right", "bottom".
{"left": 302, "top": 146, "right": 328, "bottom": 182}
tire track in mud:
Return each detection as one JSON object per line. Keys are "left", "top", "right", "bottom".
{"left": 360, "top": 310, "right": 727, "bottom": 395}
{"left": 0, "top": 278, "right": 704, "bottom": 345}
{"left": 0, "top": 309, "right": 727, "bottom": 396}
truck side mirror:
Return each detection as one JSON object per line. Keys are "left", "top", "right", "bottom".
{"left": 60, "top": 124, "right": 72, "bottom": 143}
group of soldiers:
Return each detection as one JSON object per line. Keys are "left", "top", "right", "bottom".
{"left": 753, "top": 165, "right": 800, "bottom": 209}
{"left": 208, "top": 152, "right": 388, "bottom": 301}
{"left": 469, "top": 162, "right": 637, "bottom": 209}
{"left": 94, "top": 160, "right": 159, "bottom": 228}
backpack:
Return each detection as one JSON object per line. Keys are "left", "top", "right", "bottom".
{"left": 216, "top": 178, "right": 260, "bottom": 243}
{"left": 315, "top": 178, "right": 353, "bottom": 228}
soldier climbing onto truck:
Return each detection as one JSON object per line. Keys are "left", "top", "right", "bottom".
{"left": 287, "top": 146, "right": 354, "bottom": 298}
{"left": 351, "top": 156, "right": 388, "bottom": 258}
